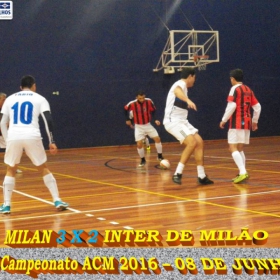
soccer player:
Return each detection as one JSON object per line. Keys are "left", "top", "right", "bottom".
{"left": 220, "top": 69, "right": 261, "bottom": 184}
{"left": 163, "top": 67, "right": 214, "bottom": 185}
{"left": 124, "top": 90, "right": 164, "bottom": 167}
{"left": 129, "top": 111, "right": 151, "bottom": 151}
{"left": 0, "top": 75, "right": 69, "bottom": 214}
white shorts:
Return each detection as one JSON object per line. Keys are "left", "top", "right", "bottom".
{"left": 228, "top": 129, "right": 250, "bottom": 144}
{"left": 5, "top": 139, "right": 47, "bottom": 167}
{"left": 135, "top": 123, "right": 159, "bottom": 142}
{"left": 164, "top": 120, "right": 198, "bottom": 144}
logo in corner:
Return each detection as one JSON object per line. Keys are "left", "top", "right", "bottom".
{"left": 0, "top": 1, "right": 13, "bottom": 20}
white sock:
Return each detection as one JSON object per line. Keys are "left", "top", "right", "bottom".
{"left": 145, "top": 137, "right": 150, "bottom": 146}
{"left": 232, "top": 151, "right": 246, "bottom": 175}
{"left": 175, "top": 162, "right": 185, "bottom": 175}
{"left": 43, "top": 173, "right": 60, "bottom": 202}
{"left": 3, "top": 176, "right": 15, "bottom": 206}
{"left": 197, "top": 165, "right": 206, "bottom": 179}
{"left": 240, "top": 151, "right": 246, "bottom": 167}
{"left": 155, "top": 142, "right": 162, "bottom": 154}
{"left": 137, "top": 148, "right": 145, "bottom": 158}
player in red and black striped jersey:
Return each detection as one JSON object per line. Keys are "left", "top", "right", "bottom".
{"left": 124, "top": 91, "right": 164, "bottom": 167}
{"left": 220, "top": 69, "right": 261, "bottom": 184}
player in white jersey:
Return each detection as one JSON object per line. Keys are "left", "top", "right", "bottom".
{"left": 0, "top": 75, "right": 68, "bottom": 214}
{"left": 163, "top": 67, "right": 214, "bottom": 185}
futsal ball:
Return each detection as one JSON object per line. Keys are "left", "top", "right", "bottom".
{"left": 160, "top": 159, "right": 170, "bottom": 169}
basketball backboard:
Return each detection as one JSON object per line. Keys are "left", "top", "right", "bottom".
{"left": 153, "top": 30, "right": 219, "bottom": 73}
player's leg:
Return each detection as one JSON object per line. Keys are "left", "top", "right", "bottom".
{"left": 152, "top": 136, "right": 164, "bottom": 160}
{"left": 147, "top": 124, "right": 164, "bottom": 160}
{"left": 0, "top": 140, "right": 23, "bottom": 214}
{"left": 0, "top": 165, "right": 17, "bottom": 214}
{"left": 145, "top": 136, "right": 150, "bottom": 150}
{"left": 135, "top": 126, "right": 146, "bottom": 166}
{"left": 193, "top": 133, "right": 213, "bottom": 185}
{"left": 24, "top": 139, "right": 69, "bottom": 210}
{"left": 228, "top": 130, "right": 249, "bottom": 183}
{"left": 237, "top": 143, "right": 246, "bottom": 167}
{"left": 171, "top": 134, "right": 197, "bottom": 184}
{"left": 230, "top": 143, "right": 247, "bottom": 182}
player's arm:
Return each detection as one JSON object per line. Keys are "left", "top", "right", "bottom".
{"left": 220, "top": 102, "right": 237, "bottom": 129}
{"left": 150, "top": 101, "right": 160, "bottom": 125}
{"left": 251, "top": 103, "right": 261, "bottom": 131}
{"left": 174, "top": 86, "right": 197, "bottom": 111}
{"left": 124, "top": 105, "right": 134, "bottom": 128}
{"left": 0, "top": 113, "right": 9, "bottom": 140}
{"left": 41, "top": 111, "right": 57, "bottom": 154}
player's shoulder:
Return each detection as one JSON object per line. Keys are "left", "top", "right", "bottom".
{"left": 5, "top": 92, "right": 17, "bottom": 102}
{"left": 173, "top": 79, "right": 186, "bottom": 90}
{"left": 126, "top": 99, "right": 137, "bottom": 106}
{"left": 34, "top": 91, "right": 45, "bottom": 98}
{"left": 229, "top": 84, "right": 241, "bottom": 95}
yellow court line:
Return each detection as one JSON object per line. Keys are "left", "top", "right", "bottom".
{"left": 2, "top": 165, "right": 280, "bottom": 219}
{"left": 48, "top": 172, "right": 280, "bottom": 219}
{"left": 6, "top": 160, "right": 280, "bottom": 175}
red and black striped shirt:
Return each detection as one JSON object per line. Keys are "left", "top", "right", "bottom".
{"left": 124, "top": 98, "right": 156, "bottom": 125}
{"left": 227, "top": 84, "right": 259, "bottom": 129}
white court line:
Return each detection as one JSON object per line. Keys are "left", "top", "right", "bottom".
{"left": 124, "top": 226, "right": 134, "bottom": 229}
{"left": 2, "top": 188, "right": 280, "bottom": 222}
{"left": 0, "top": 186, "right": 80, "bottom": 213}
{"left": 204, "top": 155, "right": 280, "bottom": 163}
{"left": 168, "top": 153, "right": 280, "bottom": 163}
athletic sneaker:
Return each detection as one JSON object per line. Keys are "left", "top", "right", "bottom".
{"left": 54, "top": 201, "right": 69, "bottom": 211}
{"left": 0, "top": 204, "right": 11, "bottom": 214}
{"left": 157, "top": 155, "right": 164, "bottom": 161}
{"left": 172, "top": 174, "right": 182, "bottom": 185}
{"left": 233, "top": 173, "right": 249, "bottom": 184}
{"left": 146, "top": 146, "right": 151, "bottom": 151}
{"left": 198, "top": 176, "right": 214, "bottom": 185}
{"left": 232, "top": 173, "right": 249, "bottom": 182}
{"left": 138, "top": 158, "right": 146, "bottom": 167}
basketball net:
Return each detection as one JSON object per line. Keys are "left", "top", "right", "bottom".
{"left": 194, "top": 55, "right": 209, "bottom": 71}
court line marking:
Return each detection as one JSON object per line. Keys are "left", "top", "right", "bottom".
{"left": 48, "top": 174, "right": 280, "bottom": 219}
{"left": 205, "top": 155, "right": 280, "bottom": 163}
{"left": 8, "top": 152, "right": 280, "bottom": 171}
{"left": 1, "top": 155, "right": 280, "bottom": 222}
{"left": 1, "top": 186, "right": 280, "bottom": 222}
{"left": 0, "top": 186, "right": 80, "bottom": 213}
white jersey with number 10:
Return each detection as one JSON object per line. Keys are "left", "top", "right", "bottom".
{"left": 1, "top": 90, "right": 50, "bottom": 141}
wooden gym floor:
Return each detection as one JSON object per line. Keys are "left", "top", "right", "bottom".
{"left": 0, "top": 136, "right": 279, "bottom": 247}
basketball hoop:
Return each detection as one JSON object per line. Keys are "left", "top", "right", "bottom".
{"left": 193, "top": 55, "right": 209, "bottom": 71}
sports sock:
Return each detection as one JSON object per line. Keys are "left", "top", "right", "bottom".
{"left": 155, "top": 142, "right": 162, "bottom": 154}
{"left": 43, "top": 173, "right": 60, "bottom": 202}
{"left": 145, "top": 137, "right": 150, "bottom": 146}
{"left": 240, "top": 151, "right": 246, "bottom": 167}
{"left": 137, "top": 148, "right": 145, "bottom": 158}
{"left": 232, "top": 151, "right": 246, "bottom": 175}
{"left": 175, "top": 162, "right": 185, "bottom": 175}
{"left": 197, "top": 165, "right": 206, "bottom": 179}
{"left": 3, "top": 176, "right": 15, "bottom": 206}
